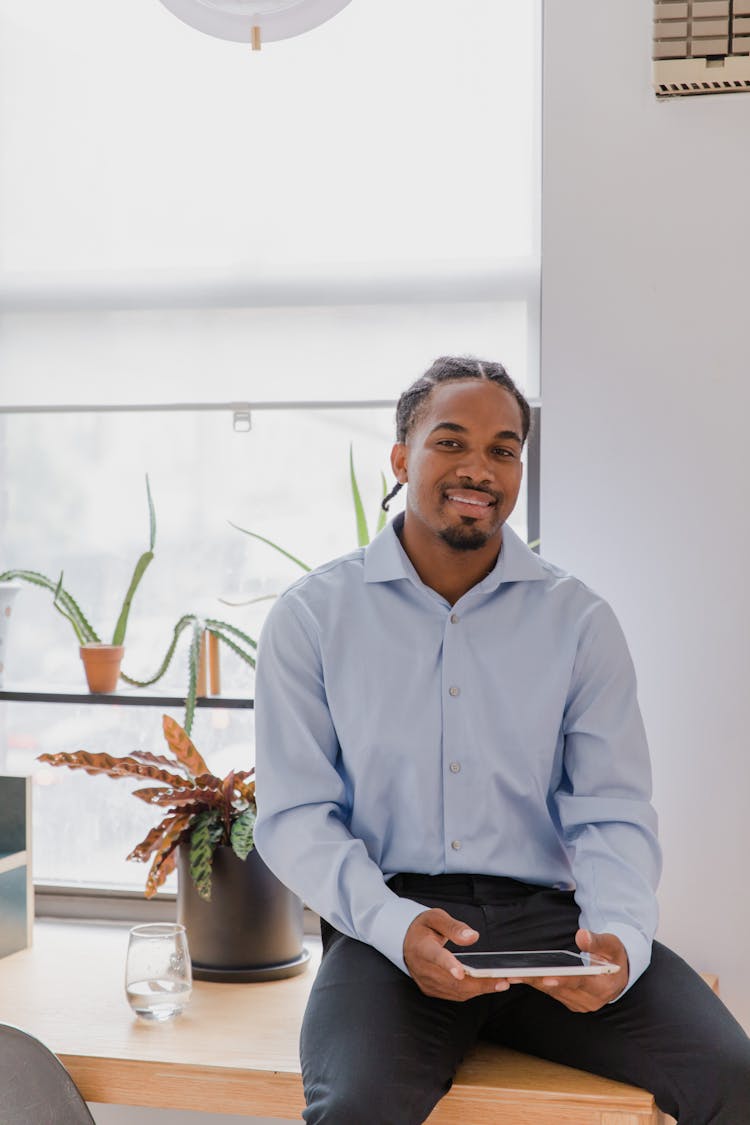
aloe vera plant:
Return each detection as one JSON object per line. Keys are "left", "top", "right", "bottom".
{"left": 0, "top": 474, "right": 156, "bottom": 648}
{"left": 37, "top": 713, "right": 255, "bottom": 900}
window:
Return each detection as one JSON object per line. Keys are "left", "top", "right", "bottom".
{"left": 0, "top": 0, "right": 541, "bottom": 896}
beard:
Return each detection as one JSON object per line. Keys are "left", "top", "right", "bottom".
{"left": 438, "top": 519, "right": 493, "bottom": 551}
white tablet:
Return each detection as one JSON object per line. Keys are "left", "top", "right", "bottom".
{"left": 454, "top": 949, "right": 619, "bottom": 978}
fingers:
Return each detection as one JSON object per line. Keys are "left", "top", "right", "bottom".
{"left": 403, "top": 910, "right": 512, "bottom": 1000}
{"left": 427, "top": 908, "right": 479, "bottom": 947}
{"left": 539, "top": 931, "right": 628, "bottom": 1012}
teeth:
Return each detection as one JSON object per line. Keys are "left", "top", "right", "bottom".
{"left": 447, "top": 494, "right": 490, "bottom": 506}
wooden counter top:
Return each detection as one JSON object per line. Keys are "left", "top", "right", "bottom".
{"left": 0, "top": 921, "right": 676, "bottom": 1123}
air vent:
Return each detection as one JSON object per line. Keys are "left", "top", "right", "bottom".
{"left": 654, "top": 0, "right": 750, "bottom": 97}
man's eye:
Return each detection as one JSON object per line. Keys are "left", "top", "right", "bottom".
{"left": 436, "top": 440, "right": 460, "bottom": 448}
{"left": 493, "top": 448, "right": 516, "bottom": 458}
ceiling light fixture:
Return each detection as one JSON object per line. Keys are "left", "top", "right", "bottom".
{"left": 157, "top": 0, "right": 354, "bottom": 49}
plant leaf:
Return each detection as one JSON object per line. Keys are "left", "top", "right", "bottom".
{"left": 189, "top": 809, "right": 224, "bottom": 901}
{"left": 376, "top": 471, "right": 388, "bottom": 534}
{"left": 205, "top": 618, "right": 258, "bottom": 651}
{"left": 349, "top": 445, "right": 370, "bottom": 547}
{"left": 120, "top": 613, "right": 195, "bottom": 687}
{"left": 145, "top": 846, "right": 179, "bottom": 898}
{"left": 206, "top": 628, "right": 256, "bottom": 671}
{"left": 192, "top": 772, "right": 223, "bottom": 791}
{"left": 183, "top": 618, "right": 205, "bottom": 735}
{"left": 217, "top": 593, "right": 278, "bottom": 609}
{"left": 127, "top": 749, "right": 190, "bottom": 774}
{"left": 145, "top": 472, "right": 156, "bottom": 552}
{"left": 234, "top": 769, "right": 256, "bottom": 803}
{"left": 111, "top": 474, "right": 157, "bottom": 646}
{"left": 144, "top": 837, "right": 185, "bottom": 899}
{"left": 37, "top": 749, "right": 193, "bottom": 789}
{"left": 161, "top": 714, "right": 211, "bottom": 778}
{"left": 228, "top": 522, "right": 311, "bottom": 572}
{"left": 127, "top": 811, "right": 191, "bottom": 863}
{"left": 131, "top": 786, "right": 222, "bottom": 808}
{"left": 111, "top": 550, "right": 154, "bottom": 647}
{"left": 132, "top": 809, "right": 194, "bottom": 897}
{"left": 1, "top": 569, "right": 99, "bottom": 644}
{"left": 230, "top": 806, "right": 256, "bottom": 861}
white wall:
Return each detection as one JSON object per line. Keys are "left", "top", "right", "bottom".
{"left": 541, "top": 1, "right": 750, "bottom": 1029}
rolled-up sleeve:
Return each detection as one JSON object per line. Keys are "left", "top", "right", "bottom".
{"left": 253, "top": 592, "right": 425, "bottom": 973}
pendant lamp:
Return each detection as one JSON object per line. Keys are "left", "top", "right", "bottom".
{"left": 157, "top": 0, "right": 354, "bottom": 47}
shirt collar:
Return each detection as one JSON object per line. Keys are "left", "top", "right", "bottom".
{"left": 364, "top": 512, "right": 548, "bottom": 590}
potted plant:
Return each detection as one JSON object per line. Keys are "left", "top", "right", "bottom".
{"left": 0, "top": 476, "right": 258, "bottom": 728}
{"left": 0, "top": 475, "right": 157, "bottom": 693}
{"left": 37, "top": 714, "right": 307, "bottom": 981}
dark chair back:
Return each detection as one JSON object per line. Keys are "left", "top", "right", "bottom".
{"left": 0, "top": 1022, "right": 95, "bottom": 1124}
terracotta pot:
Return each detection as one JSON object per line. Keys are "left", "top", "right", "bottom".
{"left": 177, "top": 844, "right": 309, "bottom": 982}
{"left": 79, "top": 644, "right": 124, "bottom": 693}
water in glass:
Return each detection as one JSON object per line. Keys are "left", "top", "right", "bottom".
{"left": 125, "top": 922, "right": 192, "bottom": 1021}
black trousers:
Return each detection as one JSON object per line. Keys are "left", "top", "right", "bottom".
{"left": 300, "top": 874, "right": 750, "bottom": 1124}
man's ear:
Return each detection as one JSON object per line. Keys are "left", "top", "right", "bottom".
{"left": 390, "top": 443, "right": 408, "bottom": 484}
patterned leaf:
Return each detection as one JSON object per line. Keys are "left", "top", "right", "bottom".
{"left": 161, "top": 714, "right": 210, "bottom": 778}
{"left": 37, "top": 750, "right": 192, "bottom": 789}
{"left": 127, "top": 815, "right": 181, "bottom": 863}
{"left": 141, "top": 812, "right": 194, "bottom": 897}
{"left": 145, "top": 843, "right": 179, "bottom": 899}
{"left": 131, "top": 786, "right": 222, "bottom": 808}
{"left": 230, "top": 806, "right": 256, "bottom": 861}
{"left": 127, "top": 810, "right": 193, "bottom": 863}
{"left": 221, "top": 770, "right": 236, "bottom": 803}
{"left": 189, "top": 809, "right": 224, "bottom": 901}
{"left": 192, "top": 772, "right": 223, "bottom": 791}
{"left": 127, "top": 749, "right": 189, "bottom": 774}
{"left": 234, "top": 771, "right": 256, "bottom": 804}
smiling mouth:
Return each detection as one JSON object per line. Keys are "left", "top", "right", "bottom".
{"left": 444, "top": 490, "right": 497, "bottom": 515}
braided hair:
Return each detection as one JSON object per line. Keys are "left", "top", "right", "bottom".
{"left": 381, "top": 356, "right": 531, "bottom": 511}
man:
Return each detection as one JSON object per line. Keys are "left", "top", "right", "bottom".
{"left": 254, "top": 356, "right": 750, "bottom": 1123}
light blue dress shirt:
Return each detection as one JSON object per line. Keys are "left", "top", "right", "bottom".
{"left": 254, "top": 517, "right": 661, "bottom": 992}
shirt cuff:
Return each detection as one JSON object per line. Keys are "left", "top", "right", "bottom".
{"left": 367, "top": 894, "right": 430, "bottom": 974}
{"left": 603, "top": 922, "right": 653, "bottom": 1001}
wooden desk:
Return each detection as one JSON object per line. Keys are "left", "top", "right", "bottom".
{"left": 0, "top": 922, "right": 679, "bottom": 1123}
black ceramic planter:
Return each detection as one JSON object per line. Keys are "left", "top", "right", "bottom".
{"left": 177, "top": 844, "right": 309, "bottom": 982}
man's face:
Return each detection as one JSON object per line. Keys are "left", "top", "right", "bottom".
{"left": 390, "top": 379, "right": 525, "bottom": 552}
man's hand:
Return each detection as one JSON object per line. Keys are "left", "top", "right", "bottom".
{"left": 518, "top": 929, "right": 629, "bottom": 1012}
{"left": 403, "top": 909, "right": 512, "bottom": 1001}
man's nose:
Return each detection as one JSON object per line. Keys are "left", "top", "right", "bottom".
{"left": 454, "top": 449, "right": 493, "bottom": 483}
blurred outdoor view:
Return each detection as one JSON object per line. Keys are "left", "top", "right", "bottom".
{"left": 0, "top": 0, "right": 541, "bottom": 891}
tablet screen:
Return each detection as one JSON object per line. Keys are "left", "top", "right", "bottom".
{"left": 454, "top": 950, "right": 618, "bottom": 977}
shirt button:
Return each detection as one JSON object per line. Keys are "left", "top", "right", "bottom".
{"left": 449, "top": 761, "right": 461, "bottom": 774}
{"left": 450, "top": 613, "right": 459, "bottom": 624}
{"left": 451, "top": 840, "right": 462, "bottom": 851}
{"left": 449, "top": 686, "right": 460, "bottom": 697}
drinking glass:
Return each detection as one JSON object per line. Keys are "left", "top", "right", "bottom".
{"left": 125, "top": 922, "right": 192, "bottom": 1021}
